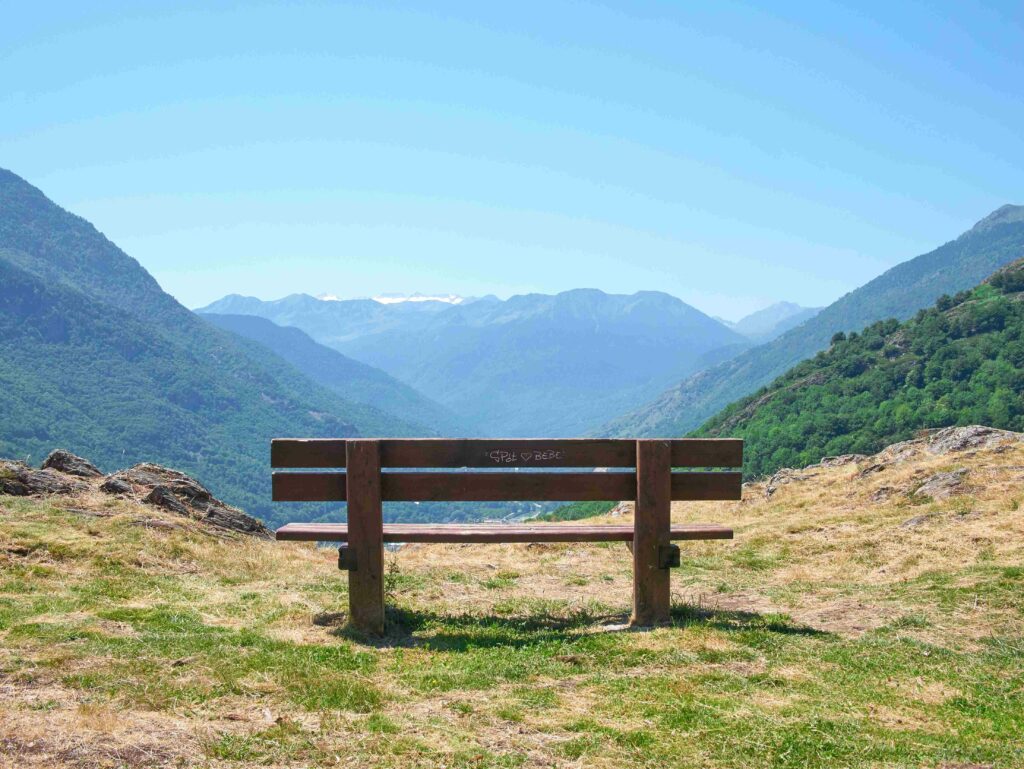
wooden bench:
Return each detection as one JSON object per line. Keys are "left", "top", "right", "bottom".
{"left": 272, "top": 438, "right": 741, "bottom": 634}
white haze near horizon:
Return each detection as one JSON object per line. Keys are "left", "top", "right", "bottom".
{"left": 204, "top": 288, "right": 811, "bottom": 325}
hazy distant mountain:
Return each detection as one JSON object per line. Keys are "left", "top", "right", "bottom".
{"left": 726, "top": 302, "right": 822, "bottom": 343}
{"left": 201, "top": 292, "right": 456, "bottom": 345}
{"left": 200, "top": 289, "right": 748, "bottom": 436}
{"left": 200, "top": 313, "right": 466, "bottom": 434}
{"left": 604, "top": 204, "right": 1024, "bottom": 437}
{"left": 0, "top": 168, "right": 430, "bottom": 525}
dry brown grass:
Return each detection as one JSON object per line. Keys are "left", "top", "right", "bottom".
{"left": 1, "top": 435, "right": 1022, "bottom": 767}
{"left": 390, "top": 439, "right": 1024, "bottom": 642}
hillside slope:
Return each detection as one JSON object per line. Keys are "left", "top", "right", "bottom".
{"left": 1, "top": 426, "right": 1021, "bottom": 767}
{"left": 0, "top": 169, "right": 428, "bottom": 524}
{"left": 200, "top": 313, "right": 465, "bottom": 435}
{"left": 699, "top": 259, "right": 1024, "bottom": 478}
{"left": 606, "top": 205, "right": 1024, "bottom": 437}
{"left": 201, "top": 289, "right": 750, "bottom": 436}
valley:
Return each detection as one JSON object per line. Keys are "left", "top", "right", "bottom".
{"left": 199, "top": 289, "right": 751, "bottom": 437}
{"left": 2, "top": 166, "right": 1023, "bottom": 533}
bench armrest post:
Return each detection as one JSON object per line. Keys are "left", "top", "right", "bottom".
{"left": 632, "top": 440, "right": 672, "bottom": 626}
{"left": 337, "top": 545, "right": 356, "bottom": 571}
{"left": 346, "top": 440, "right": 385, "bottom": 634}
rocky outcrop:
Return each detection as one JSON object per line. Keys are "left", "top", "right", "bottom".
{"left": 817, "top": 454, "right": 867, "bottom": 468}
{"left": 99, "top": 476, "right": 132, "bottom": 495}
{"left": 142, "top": 485, "right": 191, "bottom": 516}
{"left": 874, "top": 426, "right": 1023, "bottom": 465}
{"left": 913, "top": 469, "right": 971, "bottom": 500}
{"left": 41, "top": 450, "right": 102, "bottom": 478}
{"left": 607, "top": 501, "right": 632, "bottom": 517}
{"left": 0, "top": 452, "right": 270, "bottom": 538}
{"left": 0, "top": 460, "right": 88, "bottom": 497}
{"left": 755, "top": 425, "right": 1021, "bottom": 502}
{"left": 102, "top": 464, "right": 271, "bottom": 538}
{"left": 765, "top": 468, "right": 819, "bottom": 498}
{"left": 924, "top": 425, "right": 1023, "bottom": 455}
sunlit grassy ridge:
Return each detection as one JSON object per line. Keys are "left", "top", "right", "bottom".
{"left": 1, "top": 435, "right": 1022, "bottom": 768}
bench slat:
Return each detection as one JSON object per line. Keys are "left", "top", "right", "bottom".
{"left": 271, "top": 438, "right": 742, "bottom": 469}
{"left": 275, "top": 522, "right": 734, "bottom": 543}
{"left": 272, "top": 471, "right": 742, "bottom": 502}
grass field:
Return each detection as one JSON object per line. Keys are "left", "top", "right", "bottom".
{"left": 1, "top": 435, "right": 1022, "bottom": 768}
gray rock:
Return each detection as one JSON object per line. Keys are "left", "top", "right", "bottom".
{"left": 3, "top": 453, "right": 271, "bottom": 539}
{"left": 608, "top": 502, "right": 632, "bottom": 518}
{"left": 871, "top": 486, "right": 895, "bottom": 503}
{"left": 0, "top": 460, "right": 88, "bottom": 497}
{"left": 100, "top": 476, "right": 133, "bottom": 495}
{"left": 143, "top": 485, "right": 190, "bottom": 515}
{"left": 900, "top": 513, "right": 938, "bottom": 528}
{"left": 818, "top": 454, "right": 867, "bottom": 468}
{"left": 108, "top": 463, "right": 271, "bottom": 538}
{"left": 765, "top": 468, "right": 818, "bottom": 498}
{"left": 858, "top": 463, "right": 886, "bottom": 478}
{"left": 870, "top": 440, "right": 919, "bottom": 465}
{"left": 914, "top": 469, "right": 970, "bottom": 500}
{"left": 41, "top": 450, "right": 102, "bottom": 478}
{"left": 925, "top": 425, "right": 1023, "bottom": 455}
{"left": 203, "top": 504, "right": 272, "bottom": 537}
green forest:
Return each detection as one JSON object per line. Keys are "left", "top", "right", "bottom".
{"left": 699, "top": 259, "right": 1024, "bottom": 478}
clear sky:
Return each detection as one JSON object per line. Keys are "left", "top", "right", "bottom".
{"left": 2, "top": 1, "right": 1021, "bottom": 320}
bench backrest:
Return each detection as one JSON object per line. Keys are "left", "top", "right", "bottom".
{"left": 271, "top": 438, "right": 742, "bottom": 503}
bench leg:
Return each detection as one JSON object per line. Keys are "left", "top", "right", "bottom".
{"left": 346, "top": 440, "right": 385, "bottom": 634}
{"left": 632, "top": 440, "right": 671, "bottom": 626}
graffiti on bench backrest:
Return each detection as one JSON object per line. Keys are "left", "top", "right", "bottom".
{"left": 485, "top": 448, "right": 567, "bottom": 464}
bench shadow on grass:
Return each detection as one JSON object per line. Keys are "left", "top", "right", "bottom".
{"left": 325, "top": 603, "right": 829, "bottom": 651}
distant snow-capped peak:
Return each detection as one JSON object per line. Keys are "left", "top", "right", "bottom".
{"left": 373, "top": 293, "right": 466, "bottom": 305}
{"left": 314, "top": 292, "right": 467, "bottom": 304}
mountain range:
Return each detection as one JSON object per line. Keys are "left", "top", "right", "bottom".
{"left": 3, "top": 165, "right": 1023, "bottom": 529}
{"left": 605, "top": 204, "right": 1024, "bottom": 438}
{"left": 199, "top": 289, "right": 750, "bottom": 436}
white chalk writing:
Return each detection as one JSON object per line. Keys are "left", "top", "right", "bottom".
{"left": 486, "top": 449, "right": 566, "bottom": 464}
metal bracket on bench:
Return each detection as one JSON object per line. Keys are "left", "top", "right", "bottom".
{"left": 658, "top": 544, "right": 681, "bottom": 569}
{"left": 338, "top": 545, "right": 356, "bottom": 571}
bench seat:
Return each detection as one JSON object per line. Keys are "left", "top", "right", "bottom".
{"left": 276, "top": 522, "right": 733, "bottom": 544}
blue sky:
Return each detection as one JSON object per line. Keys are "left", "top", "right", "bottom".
{"left": 2, "top": 1, "right": 1021, "bottom": 320}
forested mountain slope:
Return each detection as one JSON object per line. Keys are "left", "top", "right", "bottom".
{"left": 698, "top": 259, "right": 1024, "bottom": 478}
{"left": 0, "top": 168, "right": 429, "bottom": 523}
{"left": 605, "top": 205, "right": 1024, "bottom": 437}
{"left": 200, "top": 313, "right": 465, "bottom": 435}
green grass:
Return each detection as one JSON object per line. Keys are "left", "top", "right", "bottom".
{"left": 482, "top": 570, "right": 521, "bottom": 590}
{"left": 2, "top": 494, "right": 1024, "bottom": 768}
{"left": 537, "top": 500, "right": 616, "bottom": 521}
